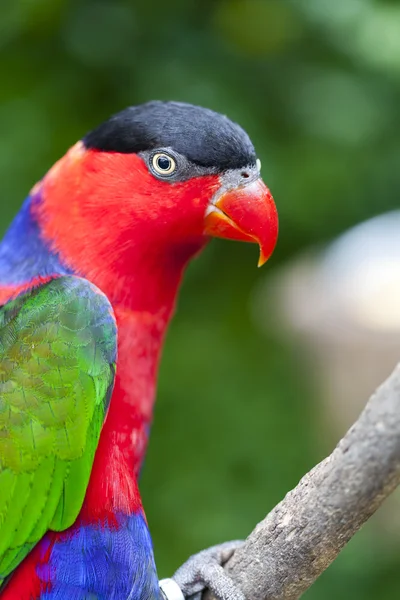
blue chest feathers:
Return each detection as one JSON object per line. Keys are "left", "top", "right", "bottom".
{"left": 37, "top": 512, "right": 161, "bottom": 600}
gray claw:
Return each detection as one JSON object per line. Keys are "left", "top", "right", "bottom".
{"left": 167, "top": 540, "right": 244, "bottom": 600}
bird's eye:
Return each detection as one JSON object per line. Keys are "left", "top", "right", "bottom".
{"left": 151, "top": 153, "right": 176, "bottom": 176}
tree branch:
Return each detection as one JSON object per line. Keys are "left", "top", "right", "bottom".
{"left": 211, "top": 363, "right": 400, "bottom": 600}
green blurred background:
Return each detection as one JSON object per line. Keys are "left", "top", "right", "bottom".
{"left": 2, "top": 0, "right": 400, "bottom": 597}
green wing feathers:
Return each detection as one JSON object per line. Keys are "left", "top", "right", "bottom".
{"left": 0, "top": 276, "right": 117, "bottom": 581}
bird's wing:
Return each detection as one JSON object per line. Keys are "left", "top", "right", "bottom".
{"left": 0, "top": 276, "right": 117, "bottom": 582}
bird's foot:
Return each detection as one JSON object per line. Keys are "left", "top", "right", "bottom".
{"left": 159, "top": 541, "right": 244, "bottom": 600}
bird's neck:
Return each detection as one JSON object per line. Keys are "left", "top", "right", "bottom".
{"left": 75, "top": 249, "right": 195, "bottom": 516}
{"left": 81, "top": 304, "right": 171, "bottom": 518}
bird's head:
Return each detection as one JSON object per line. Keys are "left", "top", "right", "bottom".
{"left": 34, "top": 101, "right": 278, "bottom": 309}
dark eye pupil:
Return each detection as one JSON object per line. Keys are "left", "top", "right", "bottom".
{"left": 157, "top": 156, "right": 171, "bottom": 170}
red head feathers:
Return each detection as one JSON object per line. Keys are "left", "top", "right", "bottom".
{"left": 32, "top": 101, "right": 278, "bottom": 313}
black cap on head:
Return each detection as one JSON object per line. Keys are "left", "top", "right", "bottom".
{"left": 83, "top": 101, "right": 257, "bottom": 171}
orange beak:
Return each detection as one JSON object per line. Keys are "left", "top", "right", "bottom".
{"left": 204, "top": 178, "right": 278, "bottom": 266}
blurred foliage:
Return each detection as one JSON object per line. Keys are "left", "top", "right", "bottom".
{"left": 1, "top": 0, "right": 400, "bottom": 597}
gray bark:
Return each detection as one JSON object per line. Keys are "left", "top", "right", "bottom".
{"left": 211, "top": 363, "right": 400, "bottom": 600}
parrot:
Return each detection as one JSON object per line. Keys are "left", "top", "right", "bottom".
{"left": 0, "top": 101, "right": 278, "bottom": 600}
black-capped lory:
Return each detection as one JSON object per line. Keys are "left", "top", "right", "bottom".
{"left": 0, "top": 102, "right": 278, "bottom": 600}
